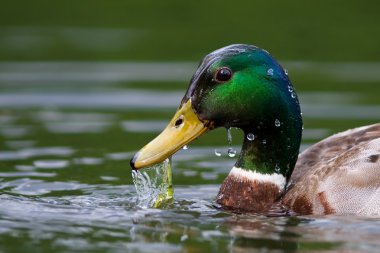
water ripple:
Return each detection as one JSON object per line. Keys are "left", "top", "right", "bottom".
{"left": 33, "top": 160, "right": 70, "bottom": 169}
{"left": 73, "top": 157, "right": 103, "bottom": 165}
{"left": 0, "top": 172, "right": 56, "bottom": 178}
{"left": 0, "top": 147, "right": 74, "bottom": 161}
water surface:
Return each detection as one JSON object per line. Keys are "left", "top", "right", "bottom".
{"left": 0, "top": 60, "right": 379, "bottom": 253}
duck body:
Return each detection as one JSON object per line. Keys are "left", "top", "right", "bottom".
{"left": 283, "top": 123, "right": 380, "bottom": 215}
{"left": 131, "top": 44, "right": 380, "bottom": 216}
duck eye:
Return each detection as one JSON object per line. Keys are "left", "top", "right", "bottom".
{"left": 215, "top": 67, "right": 232, "bottom": 83}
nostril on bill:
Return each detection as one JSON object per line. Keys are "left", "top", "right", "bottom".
{"left": 174, "top": 116, "right": 184, "bottom": 128}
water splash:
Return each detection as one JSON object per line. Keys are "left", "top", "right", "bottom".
{"left": 132, "top": 158, "right": 173, "bottom": 208}
{"left": 214, "top": 149, "right": 222, "bottom": 157}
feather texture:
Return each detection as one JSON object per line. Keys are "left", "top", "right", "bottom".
{"left": 283, "top": 123, "right": 380, "bottom": 215}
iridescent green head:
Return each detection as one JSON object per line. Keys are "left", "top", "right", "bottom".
{"left": 181, "top": 44, "right": 302, "bottom": 178}
{"left": 183, "top": 45, "right": 299, "bottom": 128}
{"left": 132, "top": 44, "right": 302, "bottom": 181}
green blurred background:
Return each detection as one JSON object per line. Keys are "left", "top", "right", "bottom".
{"left": 1, "top": 0, "right": 380, "bottom": 62}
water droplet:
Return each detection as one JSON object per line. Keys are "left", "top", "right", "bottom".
{"left": 267, "top": 68, "right": 274, "bottom": 76}
{"left": 302, "top": 125, "right": 305, "bottom": 130}
{"left": 247, "top": 133, "right": 255, "bottom": 141}
{"left": 226, "top": 127, "right": 232, "bottom": 146}
{"left": 226, "top": 128, "right": 236, "bottom": 157}
{"left": 214, "top": 149, "right": 222, "bottom": 157}
{"left": 180, "top": 234, "right": 188, "bottom": 242}
{"left": 284, "top": 69, "right": 289, "bottom": 75}
{"left": 287, "top": 85, "right": 297, "bottom": 99}
{"left": 275, "top": 119, "right": 281, "bottom": 127}
{"left": 274, "top": 164, "right": 281, "bottom": 173}
{"left": 262, "top": 139, "right": 267, "bottom": 145}
{"left": 182, "top": 145, "right": 188, "bottom": 150}
{"left": 227, "top": 147, "right": 236, "bottom": 158}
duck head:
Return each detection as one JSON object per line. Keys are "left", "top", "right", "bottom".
{"left": 131, "top": 44, "right": 303, "bottom": 212}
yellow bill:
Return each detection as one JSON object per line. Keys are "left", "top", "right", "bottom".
{"left": 131, "top": 100, "right": 210, "bottom": 170}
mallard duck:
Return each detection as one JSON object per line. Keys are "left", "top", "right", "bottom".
{"left": 130, "top": 44, "right": 380, "bottom": 215}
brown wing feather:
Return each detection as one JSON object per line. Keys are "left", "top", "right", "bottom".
{"left": 283, "top": 123, "right": 380, "bottom": 215}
